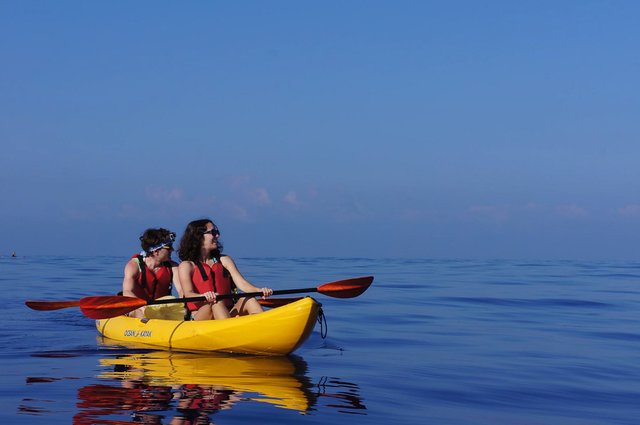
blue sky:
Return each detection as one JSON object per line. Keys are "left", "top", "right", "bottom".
{"left": 1, "top": 1, "right": 639, "bottom": 260}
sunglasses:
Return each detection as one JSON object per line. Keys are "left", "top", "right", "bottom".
{"left": 202, "top": 225, "right": 220, "bottom": 237}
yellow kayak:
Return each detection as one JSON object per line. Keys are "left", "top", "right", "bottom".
{"left": 96, "top": 351, "right": 314, "bottom": 412}
{"left": 95, "top": 297, "right": 320, "bottom": 356}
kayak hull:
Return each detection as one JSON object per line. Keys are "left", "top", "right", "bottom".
{"left": 95, "top": 297, "right": 319, "bottom": 356}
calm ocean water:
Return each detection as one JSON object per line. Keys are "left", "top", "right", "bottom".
{"left": 1, "top": 256, "right": 639, "bottom": 424}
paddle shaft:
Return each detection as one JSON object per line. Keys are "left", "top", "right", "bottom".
{"left": 26, "top": 276, "right": 373, "bottom": 319}
{"left": 147, "top": 287, "right": 318, "bottom": 306}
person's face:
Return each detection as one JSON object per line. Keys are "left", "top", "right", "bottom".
{"left": 152, "top": 244, "right": 173, "bottom": 261}
{"left": 158, "top": 244, "right": 173, "bottom": 260}
{"left": 202, "top": 223, "right": 220, "bottom": 250}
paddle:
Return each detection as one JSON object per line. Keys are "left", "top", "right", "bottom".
{"left": 25, "top": 300, "right": 81, "bottom": 310}
{"left": 25, "top": 276, "right": 374, "bottom": 319}
{"left": 26, "top": 297, "right": 300, "bottom": 311}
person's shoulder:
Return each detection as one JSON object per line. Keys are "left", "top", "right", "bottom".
{"left": 178, "top": 260, "right": 195, "bottom": 269}
{"left": 219, "top": 255, "right": 237, "bottom": 268}
{"left": 124, "top": 257, "right": 141, "bottom": 275}
{"left": 126, "top": 253, "right": 143, "bottom": 264}
{"left": 168, "top": 260, "right": 180, "bottom": 267}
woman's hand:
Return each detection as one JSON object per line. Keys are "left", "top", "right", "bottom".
{"left": 203, "top": 291, "right": 218, "bottom": 303}
{"left": 260, "top": 287, "right": 273, "bottom": 299}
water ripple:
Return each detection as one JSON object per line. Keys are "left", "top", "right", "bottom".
{"left": 436, "top": 296, "right": 613, "bottom": 309}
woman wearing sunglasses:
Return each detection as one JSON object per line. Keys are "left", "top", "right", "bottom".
{"left": 121, "top": 228, "right": 182, "bottom": 318}
{"left": 177, "top": 219, "right": 273, "bottom": 320}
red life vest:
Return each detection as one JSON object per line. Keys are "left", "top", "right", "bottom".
{"left": 186, "top": 260, "right": 235, "bottom": 311}
{"left": 130, "top": 254, "right": 173, "bottom": 301}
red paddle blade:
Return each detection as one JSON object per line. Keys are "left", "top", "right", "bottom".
{"left": 317, "top": 276, "right": 374, "bottom": 298}
{"left": 258, "top": 297, "right": 304, "bottom": 308}
{"left": 25, "top": 300, "right": 81, "bottom": 311}
{"left": 79, "top": 296, "right": 147, "bottom": 319}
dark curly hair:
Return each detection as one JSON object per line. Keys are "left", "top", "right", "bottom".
{"left": 139, "top": 228, "right": 176, "bottom": 254}
{"left": 178, "top": 219, "right": 223, "bottom": 262}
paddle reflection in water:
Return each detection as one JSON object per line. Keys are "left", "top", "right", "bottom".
{"left": 70, "top": 348, "right": 366, "bottom": 423}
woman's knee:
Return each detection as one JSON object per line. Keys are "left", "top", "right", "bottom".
{"left": 212, "top": 303, "right": 230, "bottom": 320}
{"left": 237, "top": 297, "right": 263, "bottom": 315}
{"left": 193, "top": 305, "right": 213, "bottom": 320}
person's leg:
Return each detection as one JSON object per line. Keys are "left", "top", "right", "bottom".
{"left": 211, "top": 302, "right": 231, "bottom": 320}
{"left": 230, "top": 297, "right": 264, "bottom": 317}
{"left": 192, "top": 304, "right": 213, "bottom": 320}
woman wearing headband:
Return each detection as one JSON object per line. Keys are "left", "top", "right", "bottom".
{"left": 121, "top": 228, "right": 182, "bottom": 318}
{"left": 178, "top": 219, "right": 273, "bottom": 320}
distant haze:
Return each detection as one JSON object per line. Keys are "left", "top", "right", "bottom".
{"left": 1, "top": 2, "right": 639, "bottom": 260}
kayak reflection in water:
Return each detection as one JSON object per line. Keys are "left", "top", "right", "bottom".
{"left": 177, "top": 219, "right": 273, "bottom": 320}
{"left": 76, "top": 352, "right": 308, "bottom": 423}
{"left": 121, "top": 228, "right": 182, "bottom": 319}
{"left": 20, "top": 351, "right": 367, "bottom": 423}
